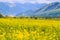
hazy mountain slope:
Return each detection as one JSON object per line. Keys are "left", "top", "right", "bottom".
{"left": 17, "top": 2, "right": 60, "bottom": 17}
{"left": 36, "top": 2, "right": 60, "bottom": 13}
{"left": 33, "top": 2, "right": 60, "bottom": 18}
{"left": 16, "top": 3, "right": 46, "bottom": 16}
{"left": 0, "top": 2, "right": 46, "bottom": 16}
{"left": 35, "top": 9, "right": 60, "bottom": 17}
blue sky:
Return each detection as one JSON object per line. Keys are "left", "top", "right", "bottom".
{"left": 0, "top": 0, "right": 60, "bottom": 4}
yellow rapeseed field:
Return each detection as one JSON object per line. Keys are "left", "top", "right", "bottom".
{"left": 0, "top": 18, "right": 60, "bottom": 40}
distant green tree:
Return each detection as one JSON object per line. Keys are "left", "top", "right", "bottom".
{"left": 5, "top": 15, "right": 9, "bottom": 17}
{"left": 0, "top": 13, "right": 4, "bottom": 18}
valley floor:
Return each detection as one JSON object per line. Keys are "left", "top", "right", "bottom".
{"left": 0, "top": 18, "right": 60, "bottom": 40}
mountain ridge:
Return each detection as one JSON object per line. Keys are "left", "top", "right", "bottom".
{"left": 0, "top": 2, "right": 46, "bottom": 16}
{"left": 17, "top": 2, "right": 60, "bottom": 17}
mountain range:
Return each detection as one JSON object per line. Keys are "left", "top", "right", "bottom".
{"left": 0, "top": 2, "right": 46, "bottom": 16}
{"left": 35, "top": 2, "right": 60, "bottom": 17}
{"left": 0, "top": 2, "right": 60, "bottom": 17}
{"left": 17, "top": 2, "right": 60, "bottom": 17}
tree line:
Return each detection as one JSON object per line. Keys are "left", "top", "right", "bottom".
{"left": 0, "top": 13, "right": 60, "bottom": 19}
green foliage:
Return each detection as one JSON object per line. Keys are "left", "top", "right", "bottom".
{"left": 0, "top": 13, "right": 4, "bottom": 18}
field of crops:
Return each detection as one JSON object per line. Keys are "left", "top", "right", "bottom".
{"left": 0, "top": 18, "right": 60, "bottom": 40}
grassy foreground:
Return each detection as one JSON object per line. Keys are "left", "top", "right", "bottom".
{"left": 0, "top": 18, "right": 60, "bottom": 40}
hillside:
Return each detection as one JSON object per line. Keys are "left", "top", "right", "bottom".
{"left": 37, "top": 2, "right": 60, "bottom": 12}
{"left": 35, "top": 9, "right": 60, "bottom": 18}
{"left": 34, "top": 2, "right": 60, "bottom": 18}
{"left": 17, "top": 2, "right": 60, "bottom": 17}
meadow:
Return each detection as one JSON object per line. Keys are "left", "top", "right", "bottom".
{"left": 0, "top": 18, "right": 60, "bottom": 40}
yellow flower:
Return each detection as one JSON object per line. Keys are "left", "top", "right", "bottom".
{"left": 24, "top": 29, "right": 29, "bottom": 38}
{"left": 15, "top": 30, "right": 23, "bottom": 39}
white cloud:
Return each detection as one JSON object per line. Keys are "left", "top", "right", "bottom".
{"left": 0, "top": 0, "right": 60, "bottom": 4}
{"left": 7, "top": 3, "right": 15, "bottom": 7}
{"left": 0, "top": 0, "right": 59, "bottom": 8}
